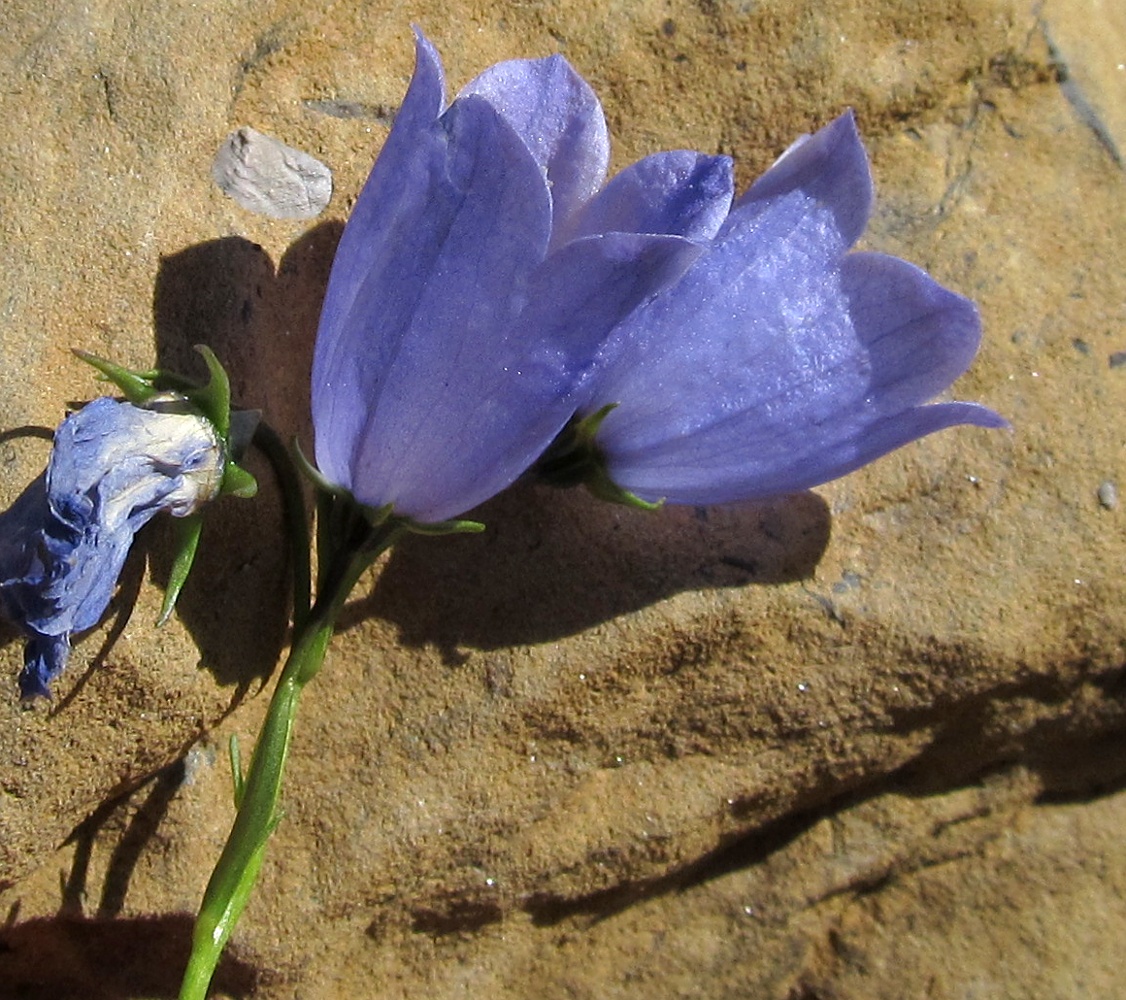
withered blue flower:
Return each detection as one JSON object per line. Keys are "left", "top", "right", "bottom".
{"left": 0, "top": 398, "right": 225, "bottom": 698}
{"left": 311, "top": 31, "right": 731, "bottom": 524}
{"left": 565, "top": 111, "right": 1007, "bottom": 506}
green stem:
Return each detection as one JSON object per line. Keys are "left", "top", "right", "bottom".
{"left": 252, "top": 423, "right": 312, "bottom": 633}
{"left": 178, "top": 518, "right": 399, "bottom": 1000}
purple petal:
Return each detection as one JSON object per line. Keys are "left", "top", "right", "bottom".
{"left": 841, "top": 252, "right": 984, "bottom": 412}
{"left": 584, "top": 229, "right": 1004, "bottom": 505}
{"left": 730, "top": 110, "right": 873, "bottom": 253}
{"left": 316, "top": 31, "right": 446, "bottom": 331}
{"left": 49, "top": 398, "right": 222, "bottom": 531}
{"left": 521, "top": 231, "right": 707, "bottom": 366}
{"left": 348, "top": 234, "right": 704, "bottom": 523}
{"left": 311, "top": 33, "right": 451, "bottom": 488}
{"left": 576, "top": 182, "right": 864, "bottom": 427}
{"left": 568, "top": 150, "right": 735, "bottom": 241}
{"left": 0, "top": 473, "right": 55, "bottom": 629}
{"left": 604, "top": 400, "right": 1005, "bottom": 506}
{"left": 20, "top": 635, "right": 70, "bottom": 700}
{"left": 588, "top": 251, "right": 864, "bottom": 500}
{"left": 459, "top": 53, "right": 609, "bottom": 238}
{"left": 316, "top": 92, "right": 554, "bottom": 520}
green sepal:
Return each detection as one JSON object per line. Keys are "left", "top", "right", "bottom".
{"left": 401, "top": 516, "right": 485, "bottom": 536}
{"left": 294, "top": 441, "right": 486, "bottom": 540}
{"left": 73, "top": 349, "right": 162, "bottom": 405}
{"left": 295, "top": 440, "right": 401, "bottom": 533}
{"left": 183, "top": 345, "right": 232, "bottom": 439}
{"left": 534, "top": 404, "right": 617, "bottom": 488}
{"left": 292, "top": 439, "right": 351, "bottom": 499}
{"left": 157, "top": 513, "right": 205, "bottom": 625}
{"left": 576, "top": 402, "right": 617, "bottom": 440}
{"left": 583, "top": 464, "right": 663, "bottom": 511}
{"left": 76, "top": 344, "right": 235, "bottom": 446}
{"left": 221, "top": 461, "right": 258, "bottom": 498}
{"left": 534, "top": 404, "right": 664, "bottom": 510}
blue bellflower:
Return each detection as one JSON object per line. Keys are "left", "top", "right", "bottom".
{"left": 567, "top": 112, "right": 1007, "bottom": 505}
{"left": 0, "top": 397, "right": 225, "bottom": 698}
{"left": 311, "top": 31, "right": 735, "bottom": 524}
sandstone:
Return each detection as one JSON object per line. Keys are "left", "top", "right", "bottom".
{"left": 0, "top": 1, "right": 1122, "bottom": 997}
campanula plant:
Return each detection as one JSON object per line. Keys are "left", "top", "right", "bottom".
{"left": 180, "top": 33, "right": 1006, "bottom": 997}
{"left": 0, "top": 27, "right": 1006, "bottom": 997}
{"left": 180, "top": 32, "right": 754, "bottom": 995}
{"left": 0, "top": 24, "right": 1006, "bottom": 997}
{"left": 542, "top": 112, "right": 1007, "bottom": 506}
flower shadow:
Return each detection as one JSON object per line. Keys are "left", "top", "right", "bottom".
{"left": 141, "top": 224, "right": 829, "bottom": 680}
{"left": 0, "top": 910, "right": 260, "bottom": 999}
{"left": 350, "top": 480, "right": 830, "bottom": 661}
{"left": 144, "top": 225, "right": 341, "bottom": 691}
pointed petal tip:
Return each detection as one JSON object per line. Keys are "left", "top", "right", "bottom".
{"left": 410, "top": 25, "right": 440, "bottom": 67}
{"left": 838, "top": 251, "right": 992, "bottom": 411}
{"left": 408, "top": 27, "right": 446, "bottom": 113}
{"left": 736, "top": 106, "right": 873, "bottom": 246}
{"left": 18, "top": 634, "right": 68, "bottom": 701}
{"left": 459, "top": 48, "right": 609, "bottom": 231}
{"left": 952, "top": 402, "right": 1010, "bottom": 431}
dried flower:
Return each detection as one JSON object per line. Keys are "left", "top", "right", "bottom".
{"left": 557, "top": 111, "right": 1006, "bottom": 506}
{"left": 310, "top": 32, "right": 729, "bottom": 524}
{"left": 0, "top": 398, "right": 226, "bottom": 698}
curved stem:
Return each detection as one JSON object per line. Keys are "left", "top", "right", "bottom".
{"left": 252, "top": 423, "right": 312, "bottom": 633}
{"left": 178, "top": 517, "right": 400, "bottom": 1000}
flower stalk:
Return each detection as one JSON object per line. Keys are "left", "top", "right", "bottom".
{"left": 178, "top": 495, "right": 405, "bottom": 1000}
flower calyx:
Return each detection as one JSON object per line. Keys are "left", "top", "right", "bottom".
{"left": 534, "top": 404, "right": 662, "bottom": 510}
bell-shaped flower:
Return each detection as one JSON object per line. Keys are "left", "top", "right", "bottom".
{"left": 311, "top": 31, "right": 737, "bottom": 525}
{"left": 0, "top": 397, "right": 231, "bottom": 698}
{"left": 558, "top": 111, "right": 1007, "bottom": 506}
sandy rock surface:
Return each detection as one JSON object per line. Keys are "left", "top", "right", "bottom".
{"left": 0, "top": 0, "right": 1123, "bottom": 997}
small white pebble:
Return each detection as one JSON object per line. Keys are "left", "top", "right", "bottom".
{"left": 1097, "top": 481, "right": 1118, "bottom": 509}
{"left": 212, "top": 126, "right": 332, "bottom": 219}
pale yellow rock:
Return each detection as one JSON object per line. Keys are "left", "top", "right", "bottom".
{"left": 0, "top": 1, "right": 1124, "bottom": 998}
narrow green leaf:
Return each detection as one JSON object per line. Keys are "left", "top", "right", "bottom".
{"left": 403, "top": 516, "right": 486, "bottom": 536}
{"left": 73, "top": 349, "right": 160, "bottom": 405}
{"left": 157, "top": 514, "right": 204, "bottom": 626}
